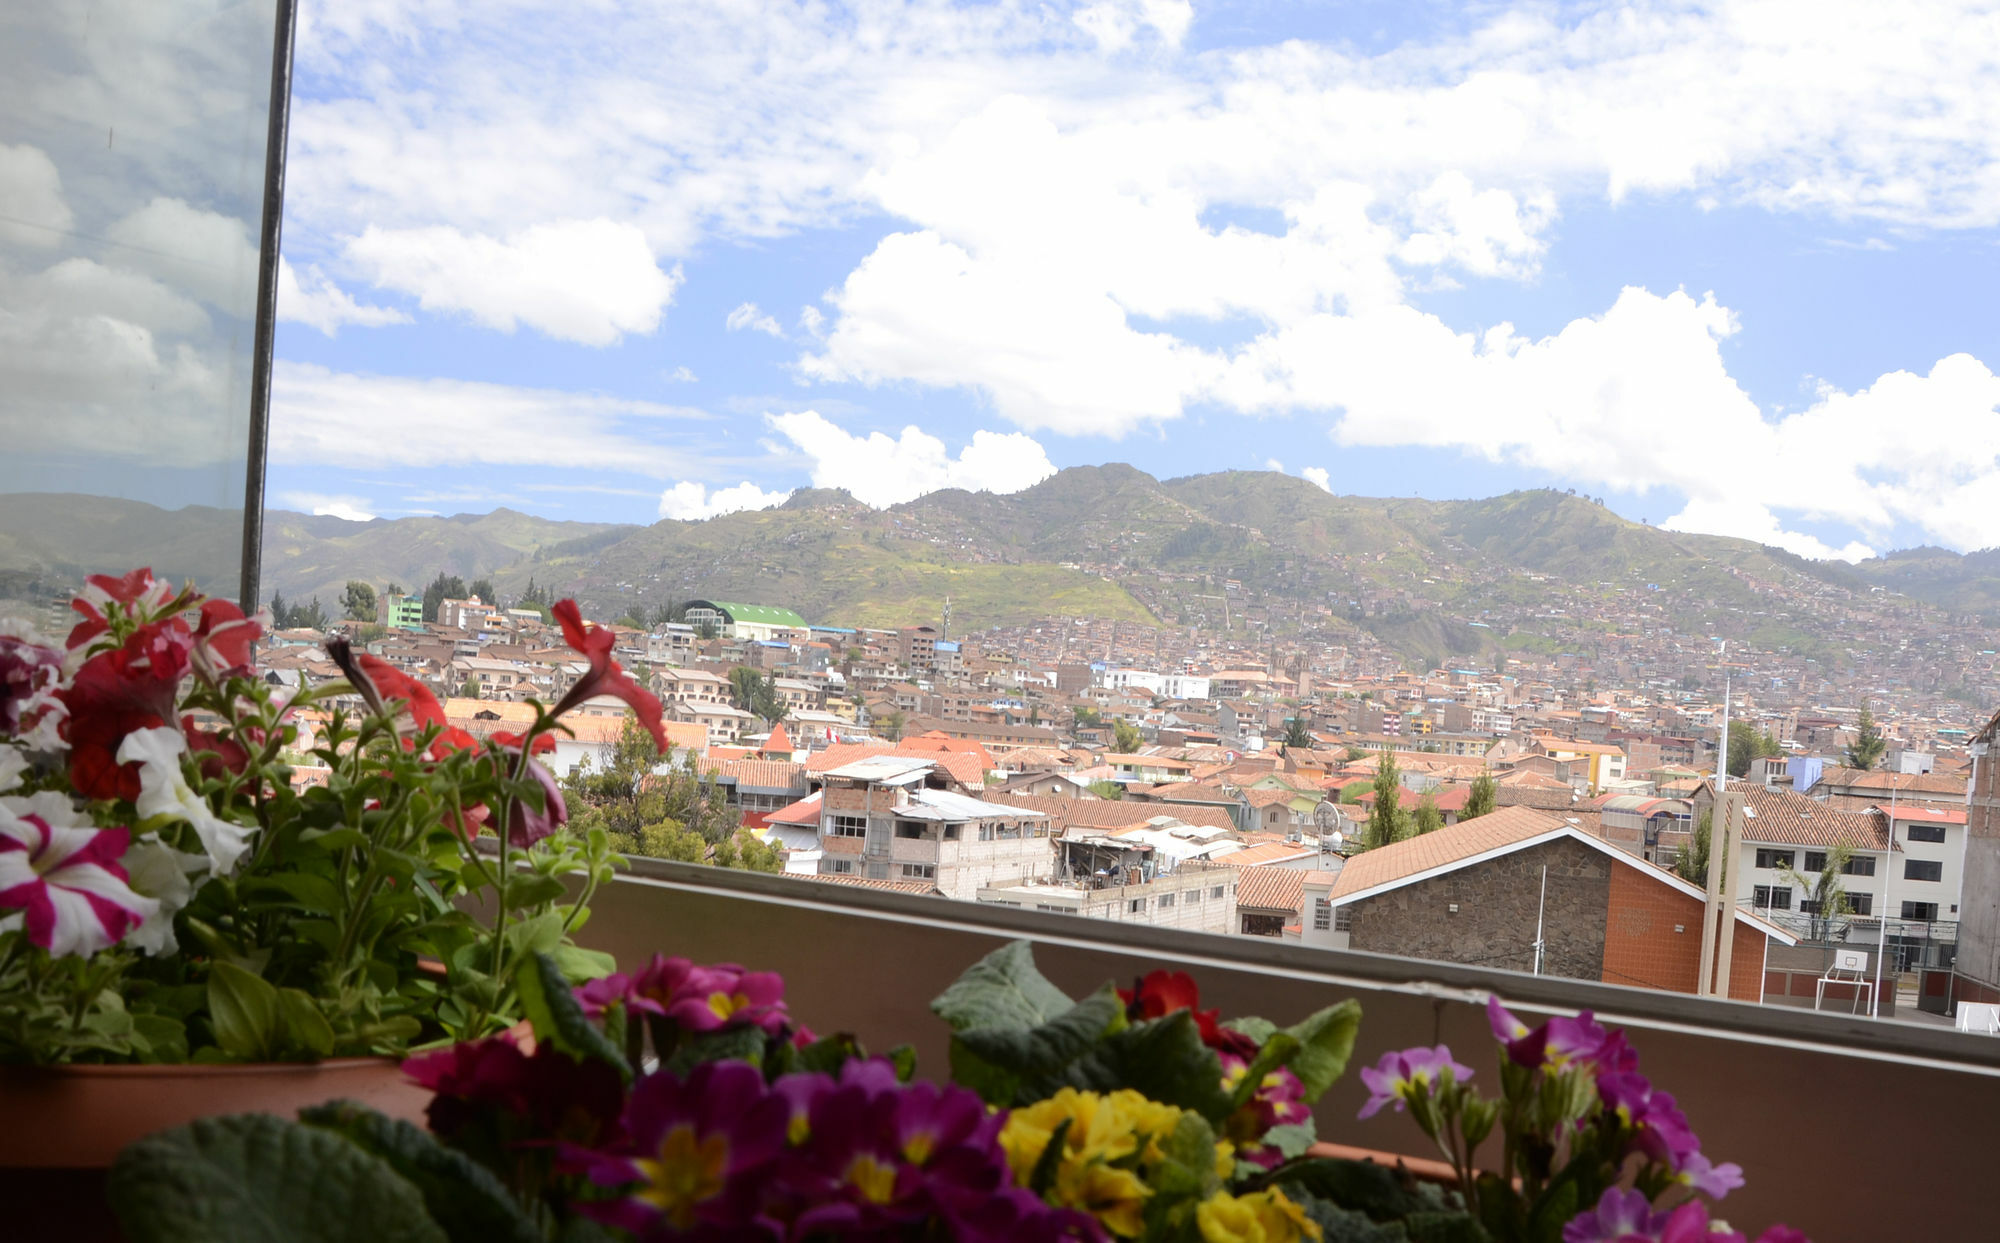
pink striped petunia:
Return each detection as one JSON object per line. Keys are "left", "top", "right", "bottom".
{"left": 0, "top": 791, "right": 157, "bottom": 957}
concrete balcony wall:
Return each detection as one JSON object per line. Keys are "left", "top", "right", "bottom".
{"left": 576, "top": 857, "right": 2000, "bottom": 1243}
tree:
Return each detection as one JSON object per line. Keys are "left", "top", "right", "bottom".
{"left": 459, "top": 678, "right": 480, "bottom": 699}
{"left": 469, "top": 578, "right": 496, "bottom": 605}
{"left": 1781, "top": 839, "right": 1854, "bottom": 942}
{"left": 1845, "top": 703, "right": 1887, "bottom": 771}
{"left": 1463, "top": 769, "right": 1496, "bottom": 821}
{"left": 878, "top": 710, "right": 906, "bottom": 742}
{"left": 342, "top": 580, "right": 377, "bottom": 622}
{"left": 1074, "top": 706, "right": 1103, "bottom": 727}
{"left": 713, "top": 829, "right": 784, "bottom": 873}
{"left": 1414, "top": 791, "right": 1442, "bottom": 835}
{"left": 1362, "top": 750, "right": 1406, "bottom": 850}
{"left": 422, "top": 572, "right": 468, "bottom": 623}
{"left": 563, "top": 716, "right": 738, "bottom": 851}
{"left": 1282, "top": 717, "right": 1313, "bottom": 751}
{"left": 728, "top": 667, "right": 785, "bottom": 726}
{"left": 1087, "top": 780, "right": 1125, "bottom": 801}
{"left": 1671, "top": 811, "right": 1717, "bottom": 887}
{"left": 1111, "top": 719, "right": 1142, "bottom": 753}
{"left": 1726, "top": 720, "right": 1783, "bottom": 778}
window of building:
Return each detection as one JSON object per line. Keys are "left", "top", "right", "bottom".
{"left": 1902, "top": 901, "right": 1940, "bottom": 921}
{"left": 1753, "top": 885, "right": 1792, "bottom": 910}
{"left": 978, "top": 825, "right": 994, "bottom": 842}
{"left": 943, "top": 824, "right": 961, "bottom": 841}
{"left": 1211, "top": 886, "right": 1226, "bottom": 899}
{"left": 1754, "top": 849, "right": 1795, "bottom": 870}
{"left": 1843, "top": 893, "right": 1873, "bottom": 915}
{"left": 900, "top": 863, "right": 936, "bottom": 879}
{"left": 1904, "top": 860, "right": 1943, "bottom": 882}
{"left": 1905, "top": 823, "right": 1948, "bottom": 844}
{"left": 1843, "top": 856, "right": 1876, "bottom": 876}
{"left": 1187, "top": 889, "right": 1202, "bottom": 903}
{"left": 1158, "top": 892, "right": 1176, "bottom": 908}
{"left": 894, "top": 820, "right": 926, "bottom": 839}
{"left": 1334, "top": 906, "right": 1353, "bottom": 932}
{"left": 829, "top": 815, "right": 867, "bottom": 838}
{"left": 1804, "top": 852, "right": 1827, "bottom": 873}
{"left": 1313, "top": 898, "right": 1332, "bottom": 931}
{"left": 1034, "top": 904, "right": 1070, "bottom": 913}
{"left": 1129, "top": 898, "right": 1146, "bottom": 913}
{"left": 826, "top": 860, "right": 854, "bottom": 874}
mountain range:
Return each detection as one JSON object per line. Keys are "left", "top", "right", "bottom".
{"left": 2, "top": 469, "right": 1995, "bottom": 667}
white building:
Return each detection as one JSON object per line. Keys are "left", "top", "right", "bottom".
{"left": 815, "top": 755, "right": 1052, "bottom": 898}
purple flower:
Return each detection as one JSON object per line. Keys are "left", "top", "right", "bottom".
{"left": 1357, "top": 1045, "right": 1471, "bottom": 1119}
{"left": 0, "top": 635, "right": 62, "bottom": 738}
{"left": 1544, "top": 1011, "right": 1610, "bottom": 1067}
{"left": 1564, "top": 1187, "right": 1659, "bottom": 1243}
{"left": 668, "top": 963, "right": 789, "bottom": 1035}
{"left": 503, "top": 750, "right": 567, "bottom": 847}
{"left": 1598, "top": 1072, "right": 1701, "bottom": 1171}
{"left": 578, "top": 1060, "right": 792, "bottom": 1236}
{"left": 1487, "top": 996, "right": 1550, "bottom": 1067}
{"left": 1678, "top": 1151, "right": 1745, "bottom": 1200}
{"left": 1220, "top": 1052, "right": 1311, "bottom": 1169}
{"left": 401, "top": 1033, "right": 624, "bottom": 1146}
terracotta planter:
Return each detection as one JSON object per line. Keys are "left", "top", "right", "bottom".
{"left": 0, "top": 1057, "right": 430, "bottom": 1170}
{"left": 1306, "top": 1141, "right": 1465, "bottom": 1186}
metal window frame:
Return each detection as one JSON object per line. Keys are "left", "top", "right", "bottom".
{"left": 238, "top": 0, "right": 300, "bottom": 612}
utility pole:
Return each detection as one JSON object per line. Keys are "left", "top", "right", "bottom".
{"left": 941, "top": 595, "right": 951, "bottom": 643}
{"left": 1699, "top": 641, "right": 1738, "bottom": 996}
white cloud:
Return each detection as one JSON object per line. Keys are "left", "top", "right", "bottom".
{"left": 657, "top": 480, "right": 792, "bottom": 520}
{"left": 726, "top": 301, "right": 784, "bottom": 336}
{"left": 271, "top": 362, "right": 707, "bottom": 477}
{"left": 278, "top": 260, "right": 410, "bottom": 335}
{"left": 766, "top": 410, "right": 1057, "bottom": 508}
{"left": 667, "top": 365, "right": 698, "bottom": 382}
{"left": 1073, "top": 0, "right": 1192, "bottom": 53}
{"left": 0, "top": 143, "right": 72, "bottom": 248}
{"left": 1664, "top": 497, "right": 1875, "bottom": 563}
{"left": 798, "top": 304, "right": 824, "bottom": 336}
{"left": 278, "top": 491, "right": 379, "bottom": 522}
{"left": 1301, "top": 466, "right": 1332, "bottom": 492}
{"left": 344, "top": 218, "right": 679, "bottom": 345}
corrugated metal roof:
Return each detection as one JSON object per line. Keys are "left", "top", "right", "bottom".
{"left": 825, "top": 755, "right": 936, "bottom": 784}
{"left": 897, "top": 790, "right": 1049, "bottom": 822}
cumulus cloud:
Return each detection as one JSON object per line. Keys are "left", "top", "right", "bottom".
{"left": 1073, "top": 0, "right": 1192, "bottom": 53}
{"left": 1301, "top": 467, "right": 1332, "bottom": 492}
{"left": 766, "top": 410, "right": 1057, "bottom": 508}
{"left": 725, "top": 301, "right": 784, "bottom": 336}
{"left": 278, "top": 260, "right": 410, "bottom": 334}
{"left": 657, "top": 480, "right": 792, "bottom": 520}
{"left": 667, "top": 365, "right": 698, "bottom": 382}
{"left": 271, "top": 362, "right": 706, "bottom": 477}
{"left": 344, "top": 219, "right": 679, "bottom": 345}
{"left": 279, "top": 491, "right": 379, "bottom": 522}
{"left": 0, "top": 143, "right": 72, "bottom": 247}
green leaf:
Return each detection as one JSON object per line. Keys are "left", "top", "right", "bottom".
{"left": 549, "top": 944, "right": 618, "bottom": 982}
{"left": 300, "top": 827, "right": 371, "bottom": 853}
{"left": 1289, "top": 1193, "right": 1413, "bottom": 1243}
{"left": 662, "top": 1024, "right": 767, "bottom": 1075}
{"left": 277, "top": 989, "right": 336, "bottom": 1058}
{"left": 250, "top": 873, "right": 343, "bottom": 915}
{"left": 1281, "top": 999, "right": 1363, "bottom": 1101}
{"left": 1149, "top": 1110, "right": 1224, "bottom": 1201}
{"left": 516, "top": 951, "right": 629, "bottom": 1079}
{"left": 107, "top": 1113, "right": 448, "bottom": 1243}
{"left": 299, "top": 1101, "right": 541, "bottom": 1243}
{"left": 794, "top": 1032, "right": 867, "bottom": 1075}
{"left": 502, "top": 910, "right": 564, "bottom": 956}
{"left": 1051, "top": 1010, "right": 1233, "bottom": 1122}
{"left": 1027, "top": 1116, "right": 1073, "bottom": 1198}
{"left": 1223, "top": 1016, "right": 1278, "bottom": 1045}
{"left": 1261, "top": 1120, "right": 1319, "bottom": 1161}
{"left": 930, "top": 940, "right": 1074, "bottom": 1032}
{"left": 1404, "top": 1213, "right": 1495, "bottom": 1243}
{"left": 133, "top": 1013, "right": 190, "bottom": 1064}
{"left": 1230, "top": 1032, "right": 1303, "bottom": 1112}
{"left": 1257, "top": 1157, "right": 1460, "bottom": 1221}
{"left": 951, "top": 984, "right": 1122, "bottom": 1106}
{"left": 501, "top": 874, "right": 567, "bottom": 911}
{"left": 208, "top": 962, "right": 282, "bottom": 1061}
{"left": 885, "top": 1043, "right": 918, "bottom": 1083}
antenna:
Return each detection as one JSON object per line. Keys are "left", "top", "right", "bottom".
{"left": 941, "top": 595, "right": 951, "bottom": 642}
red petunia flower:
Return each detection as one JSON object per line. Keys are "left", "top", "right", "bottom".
{"left": 65, "top": 568, "right": 176, "bottom": 651}
{"left": 180, "top": 714, "right": 251, "bottom": 781}
{"left": 549, "top": 600, "right": 667, "bottom": 754}
{"left": 62, "top": 620, "right": 193, "bottom": 801}
{"left": 190, "top": 599, "right": 263, "bottom": 676}
{"left": 354, "top": 653, "right": 446, "bottom": 740}
{"left": 1117, "top": 969, "right": 1259, "bottom": 1057}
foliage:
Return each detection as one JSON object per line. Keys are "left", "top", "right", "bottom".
{"left": 1779, "top": 839, "right": 1854, "bottom": 942}
{"left": 1089, "top": 779, "right": 1126, "bottom": 801}
{"left": 1414, "top": 792, "right": 1443, "bottom": 836}
{"left": 1726, "top": 721, "right": 1782, "bottom": 779}
{"left": 342, "top": 580, "right": 377, "bottom": 623}
{"left": 0, "top": 571, "right": 627, "bottom": 1066}
{"left": 268, "top": 591, "right": 330, "bottom": 631}
{"left": 1462, "top": 771, "right": 1496, "bottom": 821}
{"left": 877, "top": 709, "right": 907, "bottom": 741}
{"left": 1844, "top": 703, "right": 1887, "bottom": 771}
{"left": 1363, "top": 750, "right": 1408, "bottom": 850}
{"left": 1670, "top": 811, "right": 1716, "bottom": 888}
{"left": 1112, "top": 718, "right": 1143, "bottom": 753}
{"left": 727, "top": 666, "right": 786, "bottom": 725}
{"left": 1283, "top": 717, "right": 1314, "bottom": 750}
{"left": 421, "top": 573, "right": 468, "bottom": 624}
{"left": 561, "top": 716, "right": 739, "bottom": 854}
{"left": 469, "top": 579, "right": 497, "bottom": 607}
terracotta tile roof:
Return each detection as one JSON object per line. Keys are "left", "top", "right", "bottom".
{"left": 1733, "top": 785, "right": 1889, "bottom": 850}
{"left": 1330, "top": 806, "right": 1564, "bottom": 899}
{"left": 700, "top": 758, "right": 808, "bottom": 792}
{"left": 804, "top": 740, "right": 896, "bottom": 773}
{"left": 795, "top": 872, "right": 941, "bottom": 897}
{"left": 1234, "top": 866, "right": 1305, "bottom": 913}
{"left": 1880, "top": 806, "right": 1966, "bottom": 824}
{"left": 1817, "top": 767, "right": 1966, "bottom": 797}
{"left": 766, "top": 793, "right": 822, "bottom": 827}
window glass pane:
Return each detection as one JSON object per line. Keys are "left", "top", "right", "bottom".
{"left": 0, "top": 3, "right": 281, "bottom": 617}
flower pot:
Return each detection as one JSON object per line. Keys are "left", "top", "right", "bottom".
{"left": 0, "top": 1057, "right": 430, "bottom": 1170}
{"left": 1306, "top": 1141, "right": 1464, "bottom": 1187}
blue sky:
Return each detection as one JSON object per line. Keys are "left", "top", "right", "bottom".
{"left": 257, "top": 1, "right": 2000, "bottom": 561}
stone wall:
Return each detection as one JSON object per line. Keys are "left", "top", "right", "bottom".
{"left": 1346, "top": 838, "right": 1611, "bottom": 980}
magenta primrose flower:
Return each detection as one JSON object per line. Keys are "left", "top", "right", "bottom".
{"left": 0, "top": 791, "right": 155, "bottom": 957}
{"left": 1358, "top": 1044, "right": 1472, "bottom": 1119}
{"left": 402, "top": 1032, "right": 625, "bottom": 1146}
{"left": 574, "top": 954, "right": 792, "bottom": 1037}
{"left": 578, "top": 1059, "right": 793, "bottom": 1236}
{"left": 1220, "top": 1052, "right": 1312, "bottom": 1169}
{"left": 1565, "top": 1187, "right": 1810, "bottom": 1243}
{"left": 1598, "top": 1071, "right": 1701, "bottom": 1172}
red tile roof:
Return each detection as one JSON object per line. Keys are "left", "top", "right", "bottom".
{"left": 1235, "top": 866, "right": 1305, "bottom": 914}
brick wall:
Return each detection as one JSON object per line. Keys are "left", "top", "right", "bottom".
{"left": 1599, "top": 865, "right": 1767, "bottom": 1002}
{"left": 1346, "top": 839, "right": 1611, "bottom": 980}
{"left": 1960, "top": 736, "right": 2000, "bottom": 990}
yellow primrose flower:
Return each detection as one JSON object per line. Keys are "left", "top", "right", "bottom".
{"left": 1195, "top": 1188, "right": 1322, "bottom": 1243}
{"left": 1055, "top": 1158, "right": 1153, "bottom": 1238}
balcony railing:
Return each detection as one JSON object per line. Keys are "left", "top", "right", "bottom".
{"left": 574, "top": 855, "right": 2000, "bottom": 1242}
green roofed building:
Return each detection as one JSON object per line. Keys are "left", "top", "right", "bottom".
{"left": 683, "top": 600, "right": 808, "bottom": 642}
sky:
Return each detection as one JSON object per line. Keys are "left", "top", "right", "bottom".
{"left": 227, "top": 3, "right": 2000, "bottom": 558}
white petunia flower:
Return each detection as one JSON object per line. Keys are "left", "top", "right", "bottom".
{"left": 120, "top": 835, "right": 208, "bottom": 956}
{"left": 0, "top": 747, "right": 25, "bottom": 793}
{"left": 117, "top": 727, "right": 256, "bottom": 875}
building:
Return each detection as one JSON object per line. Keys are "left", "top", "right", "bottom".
{"left": 1323, "top": 806, "right": 1796, "bottom": 1003}
{"left": 815, "top": 755, "right": 1052, "bottom": 897}
{"left": 682, "top": 600, "right": 809, "bottom": 643}
{"left": 1955, "top": 708, "right": 2000, "bottom": 1009}
{"left": 377, "top": 592, "right": 424, "bottom": 631}
{"left": 977, "top": 836, "right": 1236, "bottom": 934}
